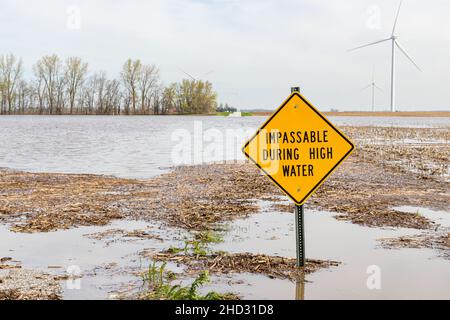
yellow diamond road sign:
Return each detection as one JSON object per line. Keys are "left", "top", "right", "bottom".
{"left": 243, "top": 92, "right": 355, "bottom": 205}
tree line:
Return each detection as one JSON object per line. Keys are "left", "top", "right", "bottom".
{"left": 217, "top": 103, "right": 237, "bottom": 113}
{"left": 0, "top": 54, "right": 218, "bottom": 115}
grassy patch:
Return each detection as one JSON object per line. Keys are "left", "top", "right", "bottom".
{"left": 168, "top": 231, "right": 223, "bottom": 256}
{"left": 216, "top": 112, "right": 253, "bottom": 116}
{"left": 216, "top": 112, "right": 230, "bottom": 116}
{"left": 140, "top": 261, "right": 237, "bottom": 300}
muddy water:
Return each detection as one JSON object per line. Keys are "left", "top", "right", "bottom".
{"left": 0, "top": 220, "right": 188, "bottom": 299}
{"left": 0, "top": 116, "right": 448, "bottom": 179}
{"left": 1, "top": 204, "right": 448, "bottom": 299}
{"left": 208, "top": 202, "right": 450, "bottom": 300}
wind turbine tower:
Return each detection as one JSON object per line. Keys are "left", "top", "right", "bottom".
{"left": 362, "top": 70, "right": 382, "bottom": 112}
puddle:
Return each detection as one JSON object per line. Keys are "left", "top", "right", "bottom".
{"left": 0, "top": 219, "right": 188, "bottom": 299}
{"left": 209, "top": 201, "right": 450, "bottom": 299}
{"left": 394, "top": 206, "right": 450, "bottom": 228}
{"left": 1, "top": 202, "right": 449, "bottom": 299}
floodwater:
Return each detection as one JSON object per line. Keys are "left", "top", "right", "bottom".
{"left": 0, "top": 219, "right": 189, "bottom": 299}
{"left": 0, "top": 204, "right": 448, "bottom": 299}
{"left": 0, "top": 115, "right": 448, "bottom": 178}
{"left": 0, "top": 115, "right": 449, "bottom": 299}
{"left": 209, "top": 203, "right": 450, "bottom": 300}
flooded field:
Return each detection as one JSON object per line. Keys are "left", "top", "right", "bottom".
{"left": 0, "top": 115, "right": 449, "bottom": 300}
{"left": 0, "top": 116, "right": 448, "bottom": 178}
{"left": 212, "top": 205, "right": 450, "bottom": 300}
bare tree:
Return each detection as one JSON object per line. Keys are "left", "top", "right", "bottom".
{"left": 16, "top": 80, "right": 33, "bottom": 114}
{"left": 0, "top": 54, "right": 23, "bottom": 114}
{"left": 138, "top": 64, "right": 159, "bottom": 114}
{"left": 32, "top": 77, "right": 46, "bottom": 114}
{"left": 93, "top": 72, "right": 107, "bottom": 114}
{"left": 121, "top": 59, "right": 141, "bottom": 114}
{"left": 81, "top": 75, "right": 97, "bottom": 115}
{"left": 34, "top": 55, "right": 63, "bottom": 115}
{"left": 65, "top": 57, "right": 88, "bottom": 114}
{"left": 104, "top": 79, "right": 122, "bottom": 115}
{"left": 0, "top": 80, "right": 6, "bottom": 114}
{"left": 55, "top": 72, "right": 67, "bottom": 114}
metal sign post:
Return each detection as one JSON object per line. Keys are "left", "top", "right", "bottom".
{"left": 295, "top": 203, "right": 305, "bottom": 267}
{"left": 290, "top": 87, "right": 305, "bottom": 268}
{"left": 295, "top": 203, "right": 306, "bottom": 299}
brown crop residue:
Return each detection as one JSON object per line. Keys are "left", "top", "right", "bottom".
{"left": 0, "top": 269, "right": 62, "bottom": 300}
{"left": 0, "top": 126, "right": 448, "bottom": 233}
{"left": 379, "top": 232, "right": 450, "bottom": 259}
{"left": 148, "top": 251, "right": 340, "bottom": 281}
{"left": 0, "top": 259, "right": 62, "bottom": 300}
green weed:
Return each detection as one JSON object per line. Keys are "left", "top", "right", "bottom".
{"left": 141, "top": 261, "right": 236, "bottom": 300}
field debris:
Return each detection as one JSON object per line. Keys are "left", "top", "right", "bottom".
{"left": 342, "top": 126, "right": 449, "bottom": 178}
{"left": 146, "top": 251, "right": 340, "bottom": 281}
{"left": 0, "top": 269, "right": 62, "bottom": 300}
{"left": 0, "top": 125, "right": 448, "bottom": 299}
{"left": 379, "top": 232, "right": 450, "bottom": 259}
{"left": 0, "top": 171, "right": 145, "bottom": 232}
{"left": 0, "top": 257, "right": 21, "bottom": 270}
{"left": 84, "top": 228, "right": 164, "bottom": 246}
{"left": 0, "top": 126, "right": 448, "bottom": 234}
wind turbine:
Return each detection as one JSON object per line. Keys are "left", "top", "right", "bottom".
{"left": 349, "top": 0, "right": 421, "bottom": 112}
{"left": 178, "top": 67, "right": 214, "bottom": 81}
{"left": 361, "top": 70, "right": 382, "bottom": 112}
{"left": 178, "top": 67, "right": 198, "bottom": 81}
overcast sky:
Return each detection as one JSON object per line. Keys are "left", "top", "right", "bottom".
{"left": 1, "top": 0, "right": 449, "bottom": 111}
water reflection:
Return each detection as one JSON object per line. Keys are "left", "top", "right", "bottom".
{"left": 295, "top": 270, "right": 305, "bottom": 300}
{"left": 211, "top": 203, "right": 450, "bottom": 299}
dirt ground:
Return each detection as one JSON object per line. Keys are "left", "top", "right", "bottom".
{"left": 378, "top": 232, "right": 450, "bottom": 259}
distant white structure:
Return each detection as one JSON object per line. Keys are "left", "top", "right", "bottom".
{"left": 362, "top": 70, "right": 382, "bottom": 112}
{"left": 228, "top": 112, "right": 242, "bottom": 117}
{"left": 349, "top": 0, "right": 421, "bottom": 112}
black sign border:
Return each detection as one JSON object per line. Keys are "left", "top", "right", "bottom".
{"left": 242, "top": 92, "right": 355, "bottom": 205}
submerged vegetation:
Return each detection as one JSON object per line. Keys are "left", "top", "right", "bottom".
{"left": 140, "top": 261, "right": 236, "bottom": 300}
{"left": 168, "top": 231, "right": 224, "bottom": 256}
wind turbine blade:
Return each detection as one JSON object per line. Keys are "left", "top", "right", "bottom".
{"left": 395, "top": 41, "right": 422, "bottom": 71}
{"left": 178, "top": 67, "right": 197, "bottom": 80}
{"left": 361, "top": 84, "right": 372, "bottom": 91}
{"left": 392, "top": 0, "right": 403, "bottom": 36}
{"left": 375, "top": 85, "right": 383, "bottom": 92}
{"left": 348, "top": 38, "right": 391, "bottom": 52}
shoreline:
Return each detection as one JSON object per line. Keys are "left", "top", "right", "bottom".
{"left": 0, "top": 111, "right": 449, "bottom": 117}
{"left": 251, "top": 111, "right": 450, "bottom": 117}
